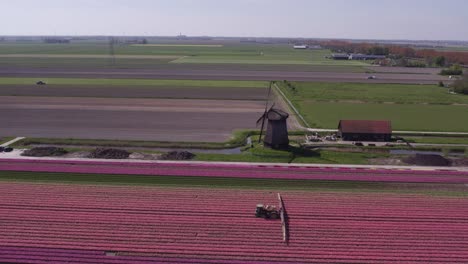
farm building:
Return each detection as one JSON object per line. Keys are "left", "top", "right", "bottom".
{"left": 349, "top": 54, "right": 386, "bottom": 60}
{"left": 293, "top": 45, "right": 309, "bottom": 49}
{"left": 331, "top": 54, "right": 350, "bottom": 60}
{"left": 338, "top": 120, "right": 392, "bottom": 142}
{"left": 331, "top": 54, "right": 386, "bottom": 60}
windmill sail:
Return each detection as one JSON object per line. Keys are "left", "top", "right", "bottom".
{"left": 258, "top": 82, "right": 273, "bottom": 143}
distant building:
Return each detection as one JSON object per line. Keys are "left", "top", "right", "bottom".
{"left": 293, "top": 45, "right": 309, "bottom": 49}
{"left": 331, "top": 54, "right": 350, "bottom": 60}
{"left": 338, "top": 120, "right": 392, "bottom": 142}
{"left": 331, "top": 54, "right": 387, "bottom": 60}
{"left": 309, "top": 45, "right": 322, "bottom": 50}
{"left": 349, "top": 54, "right": 387, "bottom": 60}
{"left": 43, "top": 38, "right": 70, "bottom": 44}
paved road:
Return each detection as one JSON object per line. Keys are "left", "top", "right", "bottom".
{"left": 0, "top": 68, "right": 444, "bottom": 84}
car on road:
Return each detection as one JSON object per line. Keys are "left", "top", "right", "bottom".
{"left": 36, "top": 81, "right": 47, "bottom": 85}
{"left": 367, "top": 76, "right": 377, "bottom": 80}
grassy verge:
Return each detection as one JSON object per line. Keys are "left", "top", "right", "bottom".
{"left": 0, "top": 171, "right": 465, "bottom": 196}
{"left": 196, "top": 143, "right": 389, "bottom": 164}
{"left": 12, "top": 131, "right": 255, "bottom": 150}
{"left": 404, "top": 136, "right": 468, "bottom": 145}
{"left": 0, "top": 137, "right": 15, "bottom": 145}
{"left": 0, "top": 171, "right": 383, "bottom": 190}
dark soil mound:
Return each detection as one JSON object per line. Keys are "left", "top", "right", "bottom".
{"left": 161, "top": 151, "right": 196, "bottom": 161}
{"left": 22, "top": 147, "right": 68, "bottom": 157}
{"left": 403, "top": 154, "right": 452, "bottom": 167}
{"left": 451, "top": 158, "right": 468, "bottom": 167}
{"left": 88, "top": 148, "right": 130, "bottom": 159}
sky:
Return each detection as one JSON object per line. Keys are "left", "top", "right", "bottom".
{"left": 1, "top": 0, "right": 468, "bottom": 41}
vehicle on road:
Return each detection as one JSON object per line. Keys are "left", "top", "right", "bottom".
{"left": 36, "top": 81, "right": 46, "bottom": 85}
{"left": 367, "top": 76, "right": 377, "bottom": 80}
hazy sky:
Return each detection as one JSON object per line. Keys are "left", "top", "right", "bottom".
{"left": 2, "top": 0, "right": 468, "bottom": 40}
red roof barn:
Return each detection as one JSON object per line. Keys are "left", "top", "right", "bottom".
{"left": 338, "top": 120, "right": 392, "bottom": 142}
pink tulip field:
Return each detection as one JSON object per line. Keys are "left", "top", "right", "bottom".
{"left": 0, "top": 158, "right": 467, "bottom": 184}
{"left": 0, "top": 182, "right": 467, "bottom": 263}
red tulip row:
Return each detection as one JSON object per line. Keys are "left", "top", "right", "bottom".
{"left": 1, "top": 158, "right": 467, "bottom": 183}
{"left": 0, "top": 182, "right": 467, "bottom": 263}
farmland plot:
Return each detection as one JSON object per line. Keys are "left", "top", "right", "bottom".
{"left": 0, "top": 182, "right": 467, "bottom": 263}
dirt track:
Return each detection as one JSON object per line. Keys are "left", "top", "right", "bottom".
{"left": 0, "top": 97, "right": 265, "bottom": 142}
{"left": 0, "top": 68, "right": 444, "bottom": 84}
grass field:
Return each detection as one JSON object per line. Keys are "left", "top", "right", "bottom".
{"left": 0, "top": 77, "right": 267, "bottom": 87}
{"left": 0, "top": 171, "right": 382, "bottom": 190}
{"left": 131, "top": 44, "right": 224, "bottom": 47}
{"left": 297, "top": 102, "right": 468, "bottom": 132}
{"left": 0, "top": 137, "right": 15, "bottom": 145}
{"left": 278, "top": 82, "right": 468, "bottom": 132}
{"left": 281, "top": 82, "right": 468, "bottom": 105}
{"left": 0, "top": 42, "right": 367, "bottom": 66}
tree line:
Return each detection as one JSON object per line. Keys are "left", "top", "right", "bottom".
{"left": 298, "top": 40, "right": 468, "bottom": 66}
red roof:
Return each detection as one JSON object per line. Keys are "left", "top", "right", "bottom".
{"left": 339, "top": 120, "right": 392, "bottom": 134}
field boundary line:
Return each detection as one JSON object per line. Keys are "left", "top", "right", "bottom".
{"left": 1, "top": 137, "right": 25, "bottom": 147}
{"left": 273, "top": 83, "right": 310, "bottom": 128}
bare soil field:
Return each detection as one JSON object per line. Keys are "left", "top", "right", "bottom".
{"left": 0, "top": 96, "right": 265, "bottom": 142}
{"left": 0, "top": 68, "right": 444, "bottom": 84}
{"left": 0, "top": 85, "right": 267, "bottom": 100}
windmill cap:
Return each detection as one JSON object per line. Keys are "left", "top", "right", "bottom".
{"left": 267, "top": 108, "right": 289, "bottom": 120}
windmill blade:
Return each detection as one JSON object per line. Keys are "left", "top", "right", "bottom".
{"left": 258, "top": 116, "right": 267, "bottom": 143}
{"left": 264, "top": 81, "right": 273, "bottom": 110}
{"left": 256, "top": 113, "right": 266, "bottom": 126}
{"left": 268, "top": 103, "right": 276, "bottom": 112}
{"left": 258, "top": 81, "right": 275, "bottom": 144}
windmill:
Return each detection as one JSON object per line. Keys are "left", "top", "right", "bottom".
{"left": 256, "top": 81, "right": 290, "bottom": 149}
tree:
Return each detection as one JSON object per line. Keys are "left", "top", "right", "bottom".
{"left": 440, "top": 64, "right": 463, "bottom": 76}
{"left": 435, "top": 56, "right": 446, "bottom": 67}
{"left": 453, "top": 74, "right": 468, "bottom": 95}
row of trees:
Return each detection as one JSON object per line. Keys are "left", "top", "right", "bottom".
{"left": 300, "top": 40, "right": 468, "bottom": 66}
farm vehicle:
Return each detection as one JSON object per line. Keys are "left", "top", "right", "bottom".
{"left": 255, "top": 204, "right": 280, "bottom": 220}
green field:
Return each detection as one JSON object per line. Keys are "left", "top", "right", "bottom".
{"left": 281, "top": 82, "right": 468, "bottom": 105}
{"left": 0, "top": 171, "right": 387, "bottom": 191}
{"left": 0, "top": 43, "right": 367, "bottom": 66}
{"left": 278, "top": 82, "right": 468, "bottom": 132}
{"left": 0, "top": 77, "right": 267, "bottom": 88}
{"left": 299, "top": 102, "right": 468, "bottom": 131}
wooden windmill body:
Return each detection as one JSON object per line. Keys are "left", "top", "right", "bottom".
{"left": 263, "top": 108, "right": 289, "bottom": 149}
